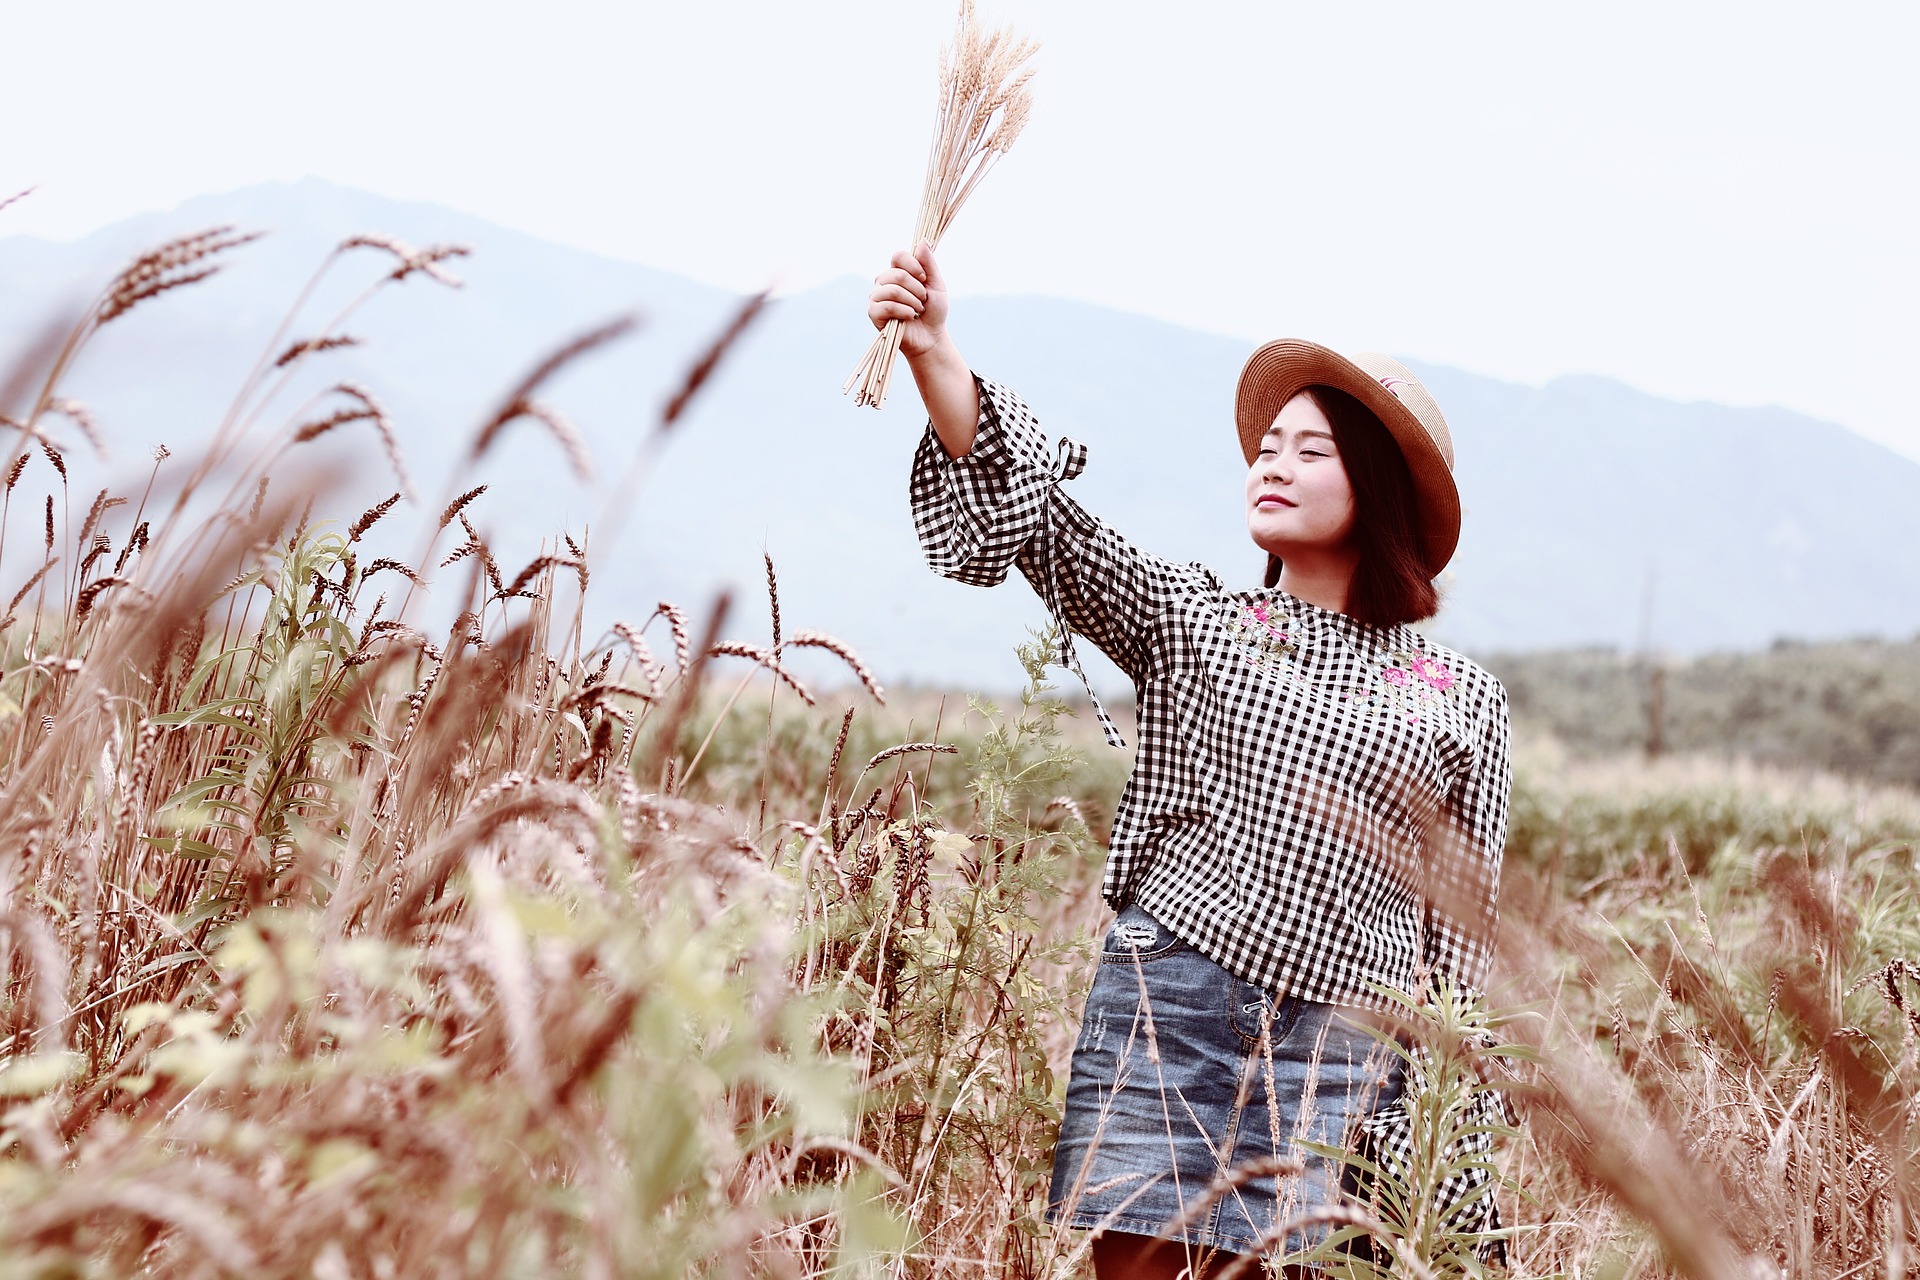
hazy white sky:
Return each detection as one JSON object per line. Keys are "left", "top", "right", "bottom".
{"left": 6, "top": 1, "right": 1918, "bottom": 458}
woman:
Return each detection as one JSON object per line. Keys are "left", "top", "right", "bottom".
{"left": 869, "top": 242, "right": 1511, "bottom": 1277}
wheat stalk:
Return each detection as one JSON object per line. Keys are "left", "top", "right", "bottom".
{"left": 845, "top": 1, "right": 1036, "bottom": 409}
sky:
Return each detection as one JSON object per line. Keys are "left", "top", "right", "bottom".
{"left": 5, "top": 0, "right": 1918, "bottom": 460}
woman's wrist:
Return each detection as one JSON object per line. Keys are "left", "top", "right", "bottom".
{"left": 904, "top": 326, "right": 959, "bottom": 372}
{"left": 907, "top": 332, "right": 979, "bottom": 458}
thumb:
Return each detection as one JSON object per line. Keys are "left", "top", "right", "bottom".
{"left": 915, "top": 241, "right": 947, "bottom": 291}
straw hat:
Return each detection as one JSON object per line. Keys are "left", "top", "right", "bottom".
{"left": 1233, "top": 339, "right": 1460, "bottom": 576}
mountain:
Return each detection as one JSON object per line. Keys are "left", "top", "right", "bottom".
{"left": 5, "top": 179, "right": 1918, "bottom": 698}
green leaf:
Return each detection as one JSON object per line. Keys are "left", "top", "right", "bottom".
{"left": 174, "top": 896, "right": 235, "bottom": 931}
{"left": 131, "top": 947, "right": 211, "bottom": 983}
{"left": 141, "top": 834, "right": 228, "bottom": 860}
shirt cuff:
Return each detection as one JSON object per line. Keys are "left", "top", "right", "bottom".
{"left": 920, "top": 374, "right": 1024, "bottom": 469}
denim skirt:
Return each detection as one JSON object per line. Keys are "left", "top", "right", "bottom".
{"left": 1046, "top": 905, "right": 1403, "bottom": 1259}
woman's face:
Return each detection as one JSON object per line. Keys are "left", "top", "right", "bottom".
{"left": 1246, "top": 391, "right": 1356, "bottom": 559}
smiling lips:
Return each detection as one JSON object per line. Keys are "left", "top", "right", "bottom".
{"left": 1254, "top": 493, "right": 1295, "bottom": 509}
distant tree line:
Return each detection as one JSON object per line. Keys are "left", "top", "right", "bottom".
{"left": 1478, "top": 637, "right": 1920, "bottom": 790}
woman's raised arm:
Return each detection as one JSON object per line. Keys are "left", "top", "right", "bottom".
{"left": 880, "top": 244, "right": 1218, "bottom": 744}
{"left": 869, "top": 243, "right": 977, "bottom": 457}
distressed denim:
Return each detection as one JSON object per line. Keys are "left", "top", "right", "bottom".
{"left": 1047, "top": 905, "right": 1402, "bottom": 1259}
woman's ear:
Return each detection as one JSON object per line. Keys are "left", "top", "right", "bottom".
{"left": 1263, "top": 554, "right": 1282, "bottom": 589}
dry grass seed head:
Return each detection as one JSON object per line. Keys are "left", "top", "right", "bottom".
{"left": 439, "top": 485, "right": 487, "bottom": 529}
{"left": 79, "top": 533, "right": 111, "bottom": 579}
{"left": 389, "top": 242, "right": 470, "bottom": 287}
{"left": 658, "top": 601, "right": 692, "bottom": 671}
{"left": 292, "top": 406, "right": 371, "bottom": 444}
{"left": 706, "top": 640, "right": 815, "bottom": 705}
{"left": 472, "top": 314, "right": 638, "bottom": 463}
{"left": 273, "top": 334, "right": 362, "bottom": 368}
{"left": 610, "top": 621, "right": 647, "bottom": 657}
{"left": 46, "top": 399, "right": 106, "bottom": 460}
{"left": 764, "top": 552, "right": 781, "bottom": 650}
{"left": 98, "top": 226, "right": 262, "bottom": 325}
{"left": 660, "top": 290, "right": 770, "bottom": 429}
{"left": 442, "top": 514, "right": 503, "bottom": 595}
{"left": 992, "top": 84, "right": 1034, "bottom": 153}
{"left": 8, "top": 561, "right": 60, "bottom": 618}
{"left": 849, "top": 4, "right": 1034, "bottom": 408}
{"left": 75, "top": 576, "right": 129, "bottom": 619}
{"left": 332, "top": 383, "right": 415, "bottom": 501}
{"left": 112, "top": 522, "right": 148, "bottom": 574}
{"left": 861, "top": 742, "right": 957, "bottom": 773}
{"left": 362, "top": 558, "right": 426, "bottom": 588}
{"left": 823, "top": 705, "right": 857, "bottom": 797}
{"left": 786, "top": 630, "right": 885, "bottom": 704}
{"left": 611, "top": 623, "right": 665, "bottom": 696}
{"left": 447, "top": 609, "right": 482, "bottom": 651}
{"left": 77, "top": 490, "right": 125, "bottom": 548}
{"left": 511, "top": 401, "right": 594, "bottom": 483}
{"left": 339, "top": 233, "right": 471, "bottom": 287}
{"left": 414, "top": 621, "right": 535, "bottom": 759}
{"left": 325, "top": 640, "right": 420, "bottom": 737}
{"left": 1045, "top": 795, "right": 1088, "bottom": 829}
{"left": 1849, "top": 958, "right": 1920, "bottom": 1037}
{"left": 474, "top": 534, "right": 503, "bottom": 598}
{"left": 348, "top": 493, "right": 402, "bottom": 542}
{"left": 500, "top": 553, "right": 583, "bottom": 600}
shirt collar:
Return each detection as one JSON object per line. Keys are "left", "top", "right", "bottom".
{"left": 1263, "top": 587, "right": 1404, "bottom": 652}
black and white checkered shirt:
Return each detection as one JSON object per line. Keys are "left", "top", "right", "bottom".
{"left": 910, "top": 376, "right": 1513, "bottom": 1242}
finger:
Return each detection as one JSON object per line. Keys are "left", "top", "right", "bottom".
{"left": 872, "top": 269, "right": 927, "bottom": 304}
{"left": 891, "top": 247, "right": 928, "bottom": 282}
{"left": 868, "top": 283, "right": 925, "bottom": 312}
{"left": 871, "top": 268, "right": 929, "bottom": 303}
{"left": 915, "top": 241, "right": 946, "bottom": 290}
{"left": 868, "top": 300, "right": 919, "bottom": 325}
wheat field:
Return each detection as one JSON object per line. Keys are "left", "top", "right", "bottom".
{"left": 0, "top": 225, "right": 1915, "bottom": 1278}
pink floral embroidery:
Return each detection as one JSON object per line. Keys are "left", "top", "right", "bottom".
{"left": 1407, "top": 653, "right": 1455, "bottom": 691}
{"left": 1229, "top": 602, "right": 1301, "bottom": 679}
{"left": 1345, "top": 648, "right": 1462, "bottom": 720}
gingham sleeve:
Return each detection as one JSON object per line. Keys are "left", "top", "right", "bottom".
{"left": 909, "top": 375, "right": 1207, "bottom": 686}
{"left": 1422, "top": 678, "right": 1511, "bottom": 989}
{"left": 1361, "top": 677, "right": 1515, "bottom": 1251}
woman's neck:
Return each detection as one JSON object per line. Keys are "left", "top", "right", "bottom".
{"left": 1275, "top": 547, "right": 1357, "bottom": 615}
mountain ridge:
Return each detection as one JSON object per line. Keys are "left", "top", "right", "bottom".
{"left": 4, "top": 179, "right": 1916, "bottom": 695}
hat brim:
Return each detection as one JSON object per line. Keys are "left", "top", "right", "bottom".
{"left": 1234, "top": 339, "right": 1460, "bottom": 577}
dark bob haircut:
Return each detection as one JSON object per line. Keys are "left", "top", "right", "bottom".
{"left": 1261, "top": 384, "right": 1440, "bottom": 628}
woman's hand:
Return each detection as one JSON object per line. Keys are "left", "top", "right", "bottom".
{"left": 868, "top": 242, "right": 949, "bottom": 360}
{"left": 868, "top": 241, "right": 976, "bottom": 455}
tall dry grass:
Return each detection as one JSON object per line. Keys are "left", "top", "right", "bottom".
{"left": 0, "top": 216, "right": 1916, "bottom": 1279}
{"left": 1488, "top": 749, "right": 1920, "bottom": 1278}
{"left": 0, "top": 219, "right": 1119, "bottom": 1278}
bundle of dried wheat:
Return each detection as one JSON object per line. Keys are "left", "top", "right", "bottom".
{"left": 845, "top": 1, "right": 1036, "bottom": 409}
